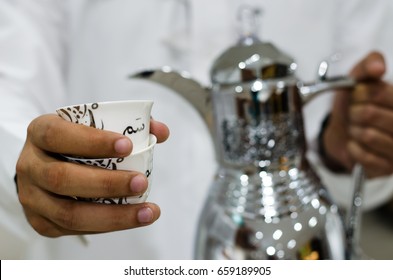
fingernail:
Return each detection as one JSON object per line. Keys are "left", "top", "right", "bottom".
{"left": 130, "top": 174, "right": 147, "bottom": 193}
{"left": 137, "top": 207, "right": 154, "bottom": 223}
{"left": 370, "top": 59, "right": 384, "bottom": 70}
{"left": 368, "top": 59, "right": 385, "bottom": 76}
{"left": 114, "top": 138, "right": 131, "bottom": 155}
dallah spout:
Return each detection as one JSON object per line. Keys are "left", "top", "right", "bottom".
{"left": 130, "top": 68, "right": 214, "bottom": 134}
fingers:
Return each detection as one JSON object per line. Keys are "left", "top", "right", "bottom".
{"left": 326, "top": 52, "right": 393, "bottom": 178}
{"left": 352, "top": 81, "right": 393, "bottom": 107}
{"left": 46, "top": 201, "right": 160, "bottom": 233}
{"left": 347, "top": 139, "right": 393, "bottom": 178}
{"left": 28, "top": 114, "right": 133, "bottom": 158}
{"left": 350, "top": 51, "right": 386, "bottom": 81}
{"left": 22, "top": 193, "right": 160, "bottom": 236}
{"left": 150, "top": 118, "right": 170, "bottom": 143}
{"left": 347, "top": 53, "right": 393, "bottom": 178}
{"left": 347, "top": 107, "right": 393, "bottom": 177}
{"left": 350, "top": 125, "right": 393, "bottom": 160}
{"left": 29, "top": 114, "right": 170, "bottom": 157}
{"left": 350, "top": 103, "right": 393, "bottom": 135}
{"left": 38, "top": 162, "right": 148, "bottom": 199}
{"left": 17, "top": 142, "right": 148, "bottom": 198}
{"left": 330, "top": 52, "right": 390, "bottom": 124}
{"left": 18, "top": 178, "right": 160, "bottom": 236}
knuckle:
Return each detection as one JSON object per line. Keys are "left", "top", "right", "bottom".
{"left": 28, "top": 117, "right": 61, "bottom": 150}
{"left": 15, "top": 156, "right": 28, "bottom": 178}
{"left": 362, "top": 105, "right": 379, "bottom": 123}
{"left": 16, "top": 181, "right": 34, "bottom": 209}
{"left": 53, "top": 202, "right": 79, "bottom": 230}
{"left": 360, "top": 128, "right": 377, "bottom": 146}
{"left": 28, "top": 215, "right": 55, "bottom": 237}
{"left": 15, "top": 143, "right": 35, "bottom": 179}
{"left": 100, "top": 172, "right": 119, "bottom": 197}
{"left": 43, "top": 163, "right": 69, "bottom": 195}
{"left": 17, "top": 189, "right": 30, "bottom": 208}
{"left": 26, "top": 119, "right": 38, "bottom": 139}
{"left": 39, "top": 121, "right": 59, "bottom": 149}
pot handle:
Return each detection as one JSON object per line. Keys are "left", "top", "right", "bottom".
{"left": 299, "top": 76, "right": 356, "bottom": 103}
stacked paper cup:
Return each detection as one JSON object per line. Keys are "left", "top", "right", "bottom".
{"left": 56, "top": 100, "right": 155, "bottom": 204}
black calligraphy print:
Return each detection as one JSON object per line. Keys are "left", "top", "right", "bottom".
{"left": 123, "top": 118, "right": 145, "bottom": 136}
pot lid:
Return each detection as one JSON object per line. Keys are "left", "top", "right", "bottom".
{"left": 210, "top": 6, "right": 297, "bottom": 85}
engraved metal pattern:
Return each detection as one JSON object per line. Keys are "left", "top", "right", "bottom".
{"left": 221, "top": 114, "right": 301, "bottom": 166}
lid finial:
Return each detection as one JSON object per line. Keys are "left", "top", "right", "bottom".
{"left": 237, "top": 5, "right": 263, "bottom": 46}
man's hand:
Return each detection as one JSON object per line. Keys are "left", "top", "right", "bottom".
{"left": 16, "top": 114, "right": 169, "bottom": 237}
{"left": 323, "top": 51, "right": 393, "bottom": 178}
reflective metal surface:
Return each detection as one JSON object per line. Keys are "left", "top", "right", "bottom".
{"left": 194, "top": 165, "right": 346, "bottom": 259}
{"left": 131, "top": 6, "right": 360, "bottom": 260}
{"left": 346, "top": 164, "right": 367, "bottom": 259}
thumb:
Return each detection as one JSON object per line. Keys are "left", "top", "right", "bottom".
{"left": 350, "top": 51, "right": 386, "bottom": 81}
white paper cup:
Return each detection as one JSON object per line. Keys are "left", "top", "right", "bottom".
{"left": 56, "top": 100, "right": 153, "bottom": 152}
{"left": 62, "top": 134, "right": 157, "bottom": 204}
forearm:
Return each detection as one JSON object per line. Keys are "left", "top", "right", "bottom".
{"left": 317, "top": 113, "right": 350, "bottom": 174}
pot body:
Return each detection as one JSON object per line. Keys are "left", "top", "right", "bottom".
{"left": 194, "top": 168, "right": 346, "bottom": 260}
{"left": 193, "top": 80, "right": 347, "bottom": 260}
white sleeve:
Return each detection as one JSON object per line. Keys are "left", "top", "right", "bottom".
{"left": 0, "top": 0, "right": 68, "bottom": 251}
{"left": 308, "top": 0, "right": 393, "bottom": 211}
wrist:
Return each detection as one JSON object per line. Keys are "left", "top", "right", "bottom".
{"left": 317, "top": 114, "right": 350, "bottom": 173}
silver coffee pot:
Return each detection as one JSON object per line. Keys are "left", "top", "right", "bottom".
{"left": 131, "top": 7, "right": 361, "bottom": 260}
